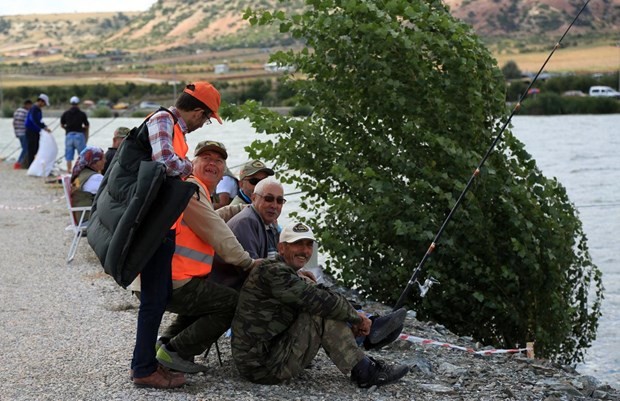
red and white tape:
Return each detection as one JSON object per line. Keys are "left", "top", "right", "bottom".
{"left": 399, "top": 333, "right": 531, "bottom": 356}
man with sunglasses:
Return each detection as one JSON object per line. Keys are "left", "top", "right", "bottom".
{"left": 230, "top": 159, "right": 274, "bottom": 206}
{"left": 231, "top": 222, "right": 409, "bottom": 388}
{"left": 210, "top": 176, "right": 285, "bottom": 290}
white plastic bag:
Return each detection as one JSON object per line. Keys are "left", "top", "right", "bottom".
{"left": 27, "top": 132, "right": 58, "bottom": 177}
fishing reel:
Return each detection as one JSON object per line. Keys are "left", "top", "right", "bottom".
{"left": 417, "top": 276, "right": 440, "bottom": 297}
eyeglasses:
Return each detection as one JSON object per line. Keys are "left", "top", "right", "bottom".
{"left": 197, "top": 108, "right": 212, "bottom": 125}
{"left": 246, "top": 177, "right": 263, "bottom": 185}
{"left": 255, "top": 193, "right": 286, "bottom": 205}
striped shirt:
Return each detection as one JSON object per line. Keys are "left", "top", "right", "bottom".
{"left": 12, "top": 107, "right": 28, "bottom": 137}
{"left": 146, "top": 107, "right": 193, "bottom": 178}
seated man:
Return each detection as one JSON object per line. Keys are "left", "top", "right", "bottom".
{"left": 102, "top": 126, "right": 129, "bottom": 175}
{"left": 231, "top": 222, "right": 409, "bottom": 388}
{"left": 230, "top": 159, "right": 274, "bottom": 206}
{"left": 210, "top": 176, "right": 284, "bottom": 290}
{"left": 154, "top": 140, "right": 260, "bottom": 374}
{"left": 212, "top": 167, "right": 239, "bottom": 209}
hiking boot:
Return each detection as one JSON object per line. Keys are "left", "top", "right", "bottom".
{"left": 367, "top": 308, "right": 406, "bottom": 345}
{"left": 351, "top": 357, "right": 409, "bottom": 388}
{"left": 364, "top": 324, "right": 403, "bottom": 350}
{"left": 132, "top": 365, "right": 186, "bottom": 389}
{"left": 156, "top": 344, "right": 208, "bottom": 374}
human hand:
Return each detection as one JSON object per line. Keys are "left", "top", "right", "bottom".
{"left": 298, "top": 269, "right": 317, "bottom": 283}
{"left": 351, "top": 313, "right": 371, "bottom": 337}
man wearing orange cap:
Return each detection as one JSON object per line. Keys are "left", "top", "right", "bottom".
{"left": 87, "top": 82, "right": 224, "bottom": 389}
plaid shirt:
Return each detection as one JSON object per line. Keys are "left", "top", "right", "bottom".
{"left": 146, "top": 107, "right": 193, "bottom": 178}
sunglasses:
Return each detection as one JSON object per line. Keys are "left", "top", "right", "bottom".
{"left": 246, "top": 177, "right": 263, "bottom": 185}
{"left": 255, "top": 193, "right": 286, "bottom": 205}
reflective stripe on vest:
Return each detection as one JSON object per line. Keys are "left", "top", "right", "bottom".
{"left": 171, "top": 176, "right": 215, "bottom": 280}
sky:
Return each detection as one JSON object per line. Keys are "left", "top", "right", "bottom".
{"left": 0, "top": 0, "right": 157, "bottom": 16}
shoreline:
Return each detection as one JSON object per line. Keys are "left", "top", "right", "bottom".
{"left": 0, "top": 160, "right": 618, "bottom": 400}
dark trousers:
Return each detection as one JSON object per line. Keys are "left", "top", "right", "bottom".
{"left": 131, "top": 230, "right": 175, "bottom": 378}
{"left": 25, "top": 129, "right": 40, "bottom": 167}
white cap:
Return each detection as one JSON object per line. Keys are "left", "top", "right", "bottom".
{"left": 70, "top": 96, "right": 80, "bottom": 104}
{"left": 38, "top": 93, "right": 50, "bottom": 106}
{"left": 279, "top": 222, "right": 315, "bottom": 244}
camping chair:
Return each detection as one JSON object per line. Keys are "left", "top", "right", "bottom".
{"left": 61, "top": 174, "right": 91, "bottom": 263}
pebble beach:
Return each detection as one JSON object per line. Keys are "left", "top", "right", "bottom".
{"left": 0, "top": 161, "right": 618, "bottom": 401}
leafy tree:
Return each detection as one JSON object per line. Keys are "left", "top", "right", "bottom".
{"left": 224, "top": 0, "right": 603, "bottom": 363}
{"left": 501, "top": 60, "right": 522, "bottom": 80}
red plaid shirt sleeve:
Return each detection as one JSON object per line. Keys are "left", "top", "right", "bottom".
{"left": 146, "top": 111, "right": 192, "bottom": 178}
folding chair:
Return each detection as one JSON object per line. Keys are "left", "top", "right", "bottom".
{"left": 61, "top": 174, "right": 91, "bottom": 263}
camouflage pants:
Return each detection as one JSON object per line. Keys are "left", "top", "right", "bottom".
{"left": 235, "top": 312, "right": 365, "bottom": 384}
{"left": 162, "top": 277, "right": 238, "bottom": 359}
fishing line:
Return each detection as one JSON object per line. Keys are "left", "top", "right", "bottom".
{"left": 393, "top": 0, "right": 592, "bottom": 310}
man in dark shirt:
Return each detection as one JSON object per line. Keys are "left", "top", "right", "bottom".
{"left": 24, "top": 94, "right": 52, "bottom": 168}
{"left": 60, "top": 96, "right": 90, "bottom": 172}
{"left": 231, "top": 222, "right": 409, "bottom": 388}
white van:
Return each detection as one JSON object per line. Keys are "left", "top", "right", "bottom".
{"left": 588, "top": 86, "right": 620, "bottom": 99}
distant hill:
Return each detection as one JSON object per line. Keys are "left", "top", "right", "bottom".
{"left": 1, "top": 0, "right": 617, "bottom": 56}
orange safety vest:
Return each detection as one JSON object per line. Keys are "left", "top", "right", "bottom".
{"left": 171, "top": 176, "right": 215, "bottom": 281}
{"left": 169, "top": 113, "right": 188, "bottom": 230}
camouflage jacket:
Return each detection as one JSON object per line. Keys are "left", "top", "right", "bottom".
{"left": 231, "top": 257, "right": 361, "bottom": 372}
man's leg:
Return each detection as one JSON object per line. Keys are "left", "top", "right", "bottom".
{"left": 17, "top": 135, "right": 28, "bottom": 165}
{"left": 25, "top": 130, "right": 39, "bottom": 167}
{"left": 164, "top": 278, "right": 238, "bottom": 358}
{"left": 131, "top": 230, "right": 174, "bottom": 379}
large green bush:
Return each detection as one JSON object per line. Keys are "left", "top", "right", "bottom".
{"left": 225, "top": 0, "right": 603, "bottom": 363}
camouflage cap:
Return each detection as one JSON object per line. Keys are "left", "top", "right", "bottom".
{"left": 239, "top": 159, "right": 274, "bottom": 180}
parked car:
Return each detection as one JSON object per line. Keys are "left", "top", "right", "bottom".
{"left": 139, "top": 101, "right": 161, "bottom": 110}
{"left": 588, "top": 86, "right": 620, "bottom": 99}
{"left": 562, "top": 90, "right": 586, "bottom": 97}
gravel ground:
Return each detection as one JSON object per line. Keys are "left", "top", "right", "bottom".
{"left": 0, "top": 162, "right": 618, "bottom": 401}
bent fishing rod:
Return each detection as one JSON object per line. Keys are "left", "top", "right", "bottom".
{"left": 393, "top": 0, "right": 592, "bottom": 310}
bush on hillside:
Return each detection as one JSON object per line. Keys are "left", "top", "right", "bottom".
{"left": 225, "top": 0, "right": 603, "bottom": 364}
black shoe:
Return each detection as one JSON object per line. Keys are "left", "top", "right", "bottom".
{"left": 364, "top": 324, "right": 403, "bottom": 350}
{"left": 367, "top": 308, "right": 406, "bottom": 345}
{"left": 351, "top": 357, "right": 409, "bottom": 388}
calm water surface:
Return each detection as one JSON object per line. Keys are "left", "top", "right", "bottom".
{"left": 1, "top": 114, "right": 618, "bottom": 385}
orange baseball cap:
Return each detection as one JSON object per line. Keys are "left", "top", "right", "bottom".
{"left": 183, "top": 82, "right": 223, "bottom": 124}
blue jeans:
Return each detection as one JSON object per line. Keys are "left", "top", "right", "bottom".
{"left": 131, "top": 230, "right": 175, "bottom": 378}
{"left": 65, "top": 132, "right": 86, "bottom": 161}
{"left": 17, "top": 135, "right": 28, "bottom": 165}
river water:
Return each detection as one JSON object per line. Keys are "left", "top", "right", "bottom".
{"left": 0, "top": 114, "right": 618, "bottom": 386}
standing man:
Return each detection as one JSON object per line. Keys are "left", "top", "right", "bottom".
{"left": 87, "top": 82, "right": 223, "bottom": 389}
{"left": 230, "top": 159, "right": 274, "bottom": 206}
{"left": 231, "top": 222, "right": 409, "bottom": 388}
{"left": 24, "top": 94, "right": 51, "bottom": 168}
{"left": 155, "top": 140, "right": 260, "bottom": 374}
{"left": 61, "top": 96, "right": 90, "bottom": 172}
{"left": 102, "top": 126, "right": 130, "bottom": 175}
{"left": 12, "top": 99, "right": 32, "bottom": 169}
{"left": 210, "top": 176, "right": 285, "bottom": 290}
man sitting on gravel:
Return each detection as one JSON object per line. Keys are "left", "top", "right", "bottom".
{"left": 231, "top": 221, "right": 409, "bottom": 388}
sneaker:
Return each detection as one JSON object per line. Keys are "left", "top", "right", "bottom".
{"left": 13, "top": 162, "right": 21, "bottom": 170}
{"left": 155, "top": 337, "right": 167, "bottom": 353}
{"left": 129, "top": 364, "right": 184, "bottom": 381}
{"left": 364, "top": 324, "right": 403, "bottom": 350}
{"left": 367, "top": 308, "right": 407, "bottom": 345}
{"left": 156, "top": 344, "right": 208, "bottom": 374}
{"left": 132, "top": 365, "right": 186, "bottom": 389}
{"left": 351, "top": 357, "right": 409, "bottom": 388}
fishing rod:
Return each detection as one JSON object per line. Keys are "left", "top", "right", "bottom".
{"left": 393, "top": 0, "right": 592, "bottom": 310}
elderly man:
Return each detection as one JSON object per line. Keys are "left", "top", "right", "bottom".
{"left": 231, "top": 222, "right": 409, "bottom": 388}
{"left": 210, "top": 176, "right": 284, "bottom": 290}
{"left": 230, "top": 159, "right": 274, "bottom": 206}
{"left": 155, "top": 140, "right": 260, "bottom": 374}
